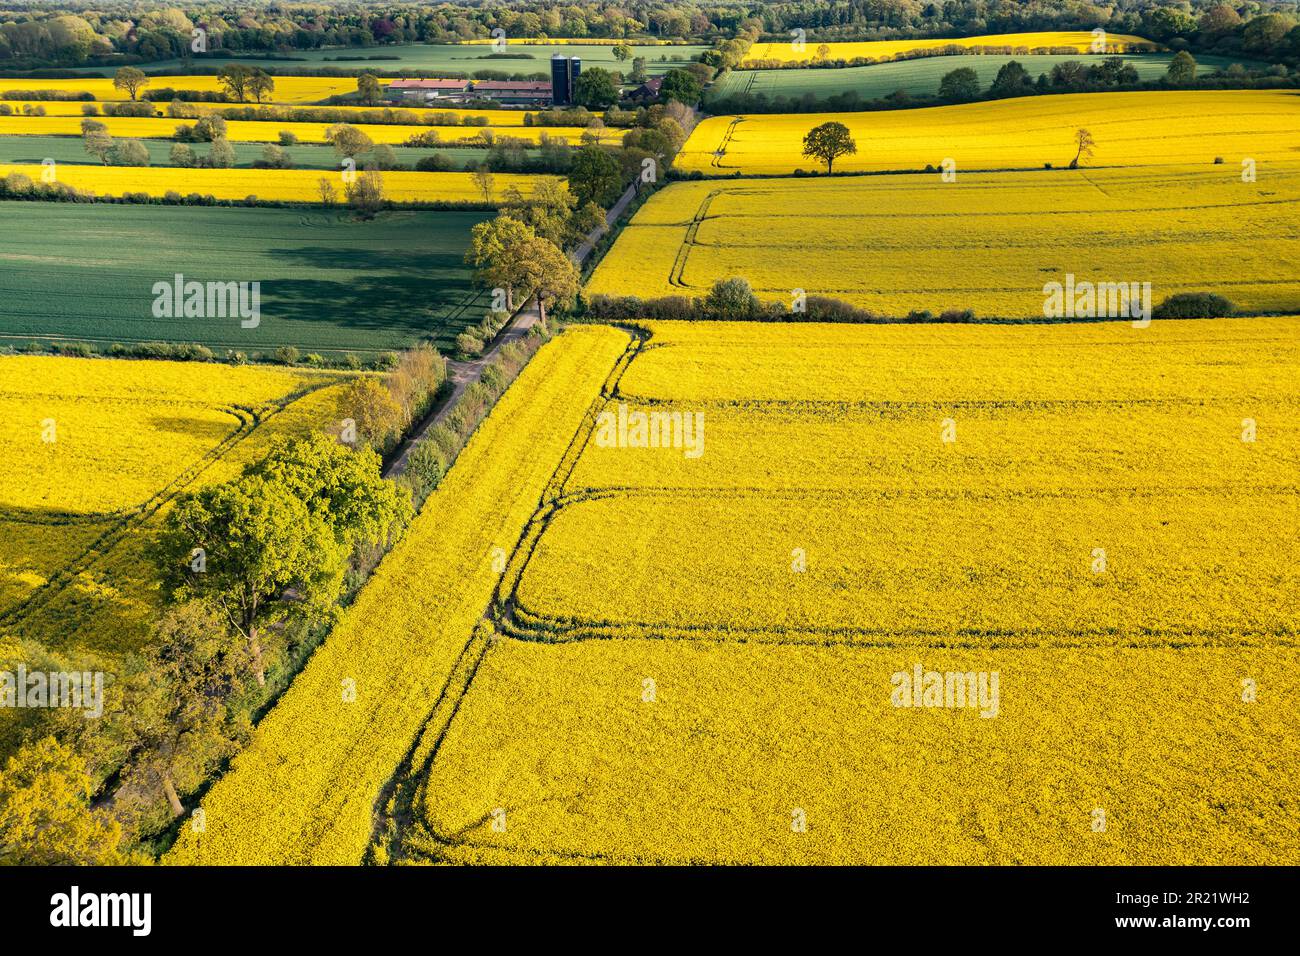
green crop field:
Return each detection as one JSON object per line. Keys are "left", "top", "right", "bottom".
{"left": 0, "top": 202, "right": 491, "bottom": 354}
{"left": 0, "top": 135, "right": 491, "bottom": 171}
{"left": 69, "top": 42, "right": 711, "bottom": 79}
{"left": 708, "top": 52, "right": 1266, "bottom": 104}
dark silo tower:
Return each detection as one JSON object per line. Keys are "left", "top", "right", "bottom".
{"left": 551, "top": 54, "right": 570, "bottom": 106}
{"left": 550, "top": 55, "right": 582, "bottom": 105}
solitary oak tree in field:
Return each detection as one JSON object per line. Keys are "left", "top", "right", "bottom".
{"left": 112, "top": 67, "right": 148, "bottom": 101}
{"left": 217, "top": 64, "right": 253, "bottom": 102}
{"left": 1071, "top": 127, "right": 1096, "bottom": 168}
{"left": 248, "top": 70, "right": 275, "bottom": 103}
{"left": 357, "top": 72, "right": 383, "bottom": 105}
{"left": 802, "top": 121, "right": 857, "bottom": 173}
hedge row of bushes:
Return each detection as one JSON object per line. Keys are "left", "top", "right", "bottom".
{"left": 583, "top": 282, "right": 1239, "bottom": 323}
{"left": 401, "top": 323, "right": 551, "bottom": 506}
{"left": 454, "top": 310, "right": 510, "bottom": 359}
{"left": 5, "top": 337, "right": 404, "bottom": 371}
{"left": 0, "top": 174, "right": 496, "bottom": 211}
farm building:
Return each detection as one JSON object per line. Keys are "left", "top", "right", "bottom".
{"left": 628, "top": 76, "right": 664, "bottom": 102}
{"left": 472, "top": 80, "right": 552, "bottom": 106}
{"left": 385, "top": 78, "right": 474, "bottom": 103}
{"left": 386, "top": 77, "right": 552, "bottom": 107}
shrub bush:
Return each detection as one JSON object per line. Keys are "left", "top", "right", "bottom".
{"left": 1152, "top": 292, "right": 1235, "bottom": 318}
{"left": 406, "top": 442, "right": 447, "bottom": 495}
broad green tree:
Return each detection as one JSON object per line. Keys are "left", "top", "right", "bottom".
{"left": 248, "top": 70, "right": 275, "bottom": 103}
{"left": 511, "top": 236, "right": 580, "bottom": 326}
{"left": 938, "top": 66, "right": 981, "bottom": 100}
{"left": 326, "top": 122, "right": 374, "bottom": 159}
{"left": 659, "top": 68, "right": 702, "bottom": 104}
{"left": 1167, "top": 50, "right": 1198, "bottom": 83}
{"left": 218, "top": 64, "right": 253, "bottom": 102}
{"left": 357, "top": 72, "right": 383, "bottom": 106}
{"left": 574, "top": 67, "right": 619, "bottom": 109}
{"left": 244, "top": 433, "right": 411, "bottom": 552}
{"left": 465, "top": 215, "right": 536, "bottom": 309}
{"left": 801, "top": 120, "right": 857, "bottom": 173}
{"left": 569, "top": 144, "right": 623, "bottom": 207}
{"left": 155, "top": 476, "right": 344, "bottom": 686}
{"left": 114, "top": 601, "right": 251, "bottom": 823}
{"left": 112, "top": 66, "right": 148, "bottom": 101}
{"left": 990, "top": 60, "right": 1031, "bottom": 96}
{"left": 0, "top": 737, "right": 133, "bottom": 865}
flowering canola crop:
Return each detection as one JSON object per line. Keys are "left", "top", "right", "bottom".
{"left": 401, "top": 317, "right": 1299, "bottom": 865}
{"left": 0, "top": 163, "right": 556, "bottom": 203}
{"left": 742, "top": 31, "right": 1158, "bottom": 66}
{"left": 0, "top": 75, "right": 372, "bottom": 104}
{"left": 0, "top": 115, "right": 605, "bottom": 145}
{"left": 586, "top": 164, "right": 1300, "bottom": 317}
{"left": 166, "top": 326, "right": 632, "bottom": 865}
{"left": 675, "top": 91, "right": 1300, "bottom": 175}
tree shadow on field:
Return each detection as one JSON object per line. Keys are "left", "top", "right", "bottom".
{"left": 0, "top": 502, "right": 151, "bottom": 664}
{"left": 267, "top": 245, "right": 459, "bottom": 275}
{"left": 147, "top": 413, "right": 238, "bottom": 444}
{"left": 255, "top": 243, "right": 481, "bottom": 343}
{"left": 255, "top": 275, "right": 471, "bottom": 337}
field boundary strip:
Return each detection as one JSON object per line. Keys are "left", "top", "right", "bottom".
{"left": 164, "top": 326, "right": 633, "bottom": 865}
{"left": 377, "top": 326, "right": 650, "bottom": 864}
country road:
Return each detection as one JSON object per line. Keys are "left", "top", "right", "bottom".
{"left": 385, "top": 177, "right": 643, "bottom": 478}
{"left": 384, "top": 300, "right": 539, "bottom": 477}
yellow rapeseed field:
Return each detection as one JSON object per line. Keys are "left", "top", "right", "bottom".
{"left": 166, "top": 326, "right": 632, "bottom": 865}
{"left": 0, "top": 114, "right": 607, "bottom": 145}
{"left": 585, "top": 164, "right": 1300, "bottom": 317}
{"left": 1, "top": 100, "right": 530, "bottom": 124}
{"left": 400, "top": 317, "right": 1299, "bottom": 864}
{"left": 742, "top": 30, "right": 1158, "bottom": 66}
{"left": 0, "top": 164, "right": 556, "bottom": 203}
{"left": 0, "top": 75, "right": 370, "bottom": 104}
{"left": 675, "top": 90, "right": 1300, "bottom": 175}
{"left": 413, "top": 642, "right": 1297, "bottom": 864}
{"left": 0, "top": 355, "right": 317, "bottom": 515}
{"left": 0, "top": 356, "right": 348, "bottom": 654}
